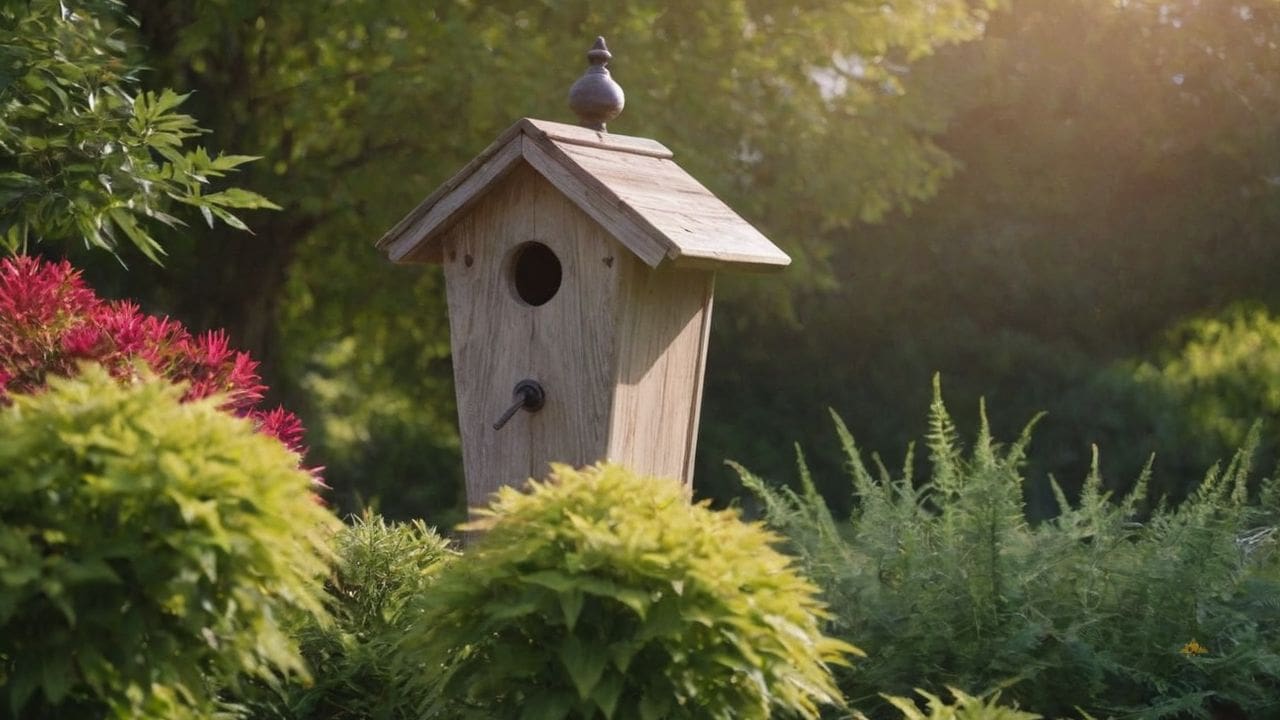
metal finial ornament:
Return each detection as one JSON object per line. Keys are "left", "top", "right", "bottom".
{"left": 568, "top": 37, "right": 625, "bottom": 132}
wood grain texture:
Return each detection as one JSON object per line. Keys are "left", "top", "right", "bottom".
{"left": 681, "top": 275, "right": 715, "bottom": 485}
{"left": 522, "top": 117, "right": 673, "bottom": 158}
{"left": 521, "top": 136, "right": 671, "bottom": 267}
{"left": 554, "top": 142, "right": 790, "bottom": 269}
{"left": 444, "top": 163, "right": 622, "bottom": 505}
{"left": 606, "top": 264, "right": 715, "bottom": 487}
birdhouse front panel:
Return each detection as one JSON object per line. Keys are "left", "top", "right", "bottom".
{"left": 441, "top": 163, "right": 627, "bottom": 501}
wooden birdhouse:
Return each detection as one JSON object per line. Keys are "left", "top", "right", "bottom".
{"left": 377, "top": 38, "right": 789, "bottom": 505}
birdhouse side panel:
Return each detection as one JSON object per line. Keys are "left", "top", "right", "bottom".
{"left": 443, "top": 163, "right": 624, "bottom": 503}
{"left": 606, "top": 264, "right": 715, "bottom": 487}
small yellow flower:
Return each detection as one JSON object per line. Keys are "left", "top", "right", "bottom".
{"left": 1180, "top": 639, "right": 1209, "bottom": 656}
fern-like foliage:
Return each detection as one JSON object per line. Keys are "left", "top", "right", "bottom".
{"left": 240, "top": 516, "right": 456, "bottom": 720}
{"left": 734, "top": 378, "right": 1280, "bottom": 719}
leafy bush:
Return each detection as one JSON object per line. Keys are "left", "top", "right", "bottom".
{"left": 248, "top": 515, "right": 455, "bottom": 720}
{"left": 0, "top": 255, "right": 311, "bottom": 462}
{"left": 0, "top": 368, "right": 338, "bottom": 718}
{"left": 1135, "top": 303, "right": 1280, "bottom": 474}
{"left": 397, "top": 463, "right": 856, "bottom": 720}
{"left": 0, "top": 0, "right": 276, "bottom": 260}
{"left": 735, "top": 378, "right": 1280, "bottom": 719}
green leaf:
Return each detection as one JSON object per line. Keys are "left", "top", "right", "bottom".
{"left": 206, "top": 206, "right": 250, "bottom": 232}
{"left": 482, "top": 599, "right": 541, "bottom": 622}
{"left": 202, "top": 188, "right": 282, "bottom": 210}
{"left": 559, "top": 589, "right": 584, "bottom": 631}
{"left": 607, "top": 640, "right": 642, "bottom": 674}
{"left": 638, "top": 596, "right": 681, "bottom": 640}
{"left": 107, "top": 207, "right": 165, "bottom": 262}
{"left": 521, "top": 569, "right": 579, "bottom": 593}
{"left": 210, "top": 154, "right": 262, "bottom": 171}
{"left": 590, "top": 671, "right": 624, "bottom": 719}
{"left": 575, "top": 576, "right": 652, "bottom": 618}
{"left": 399, "top": 464, "right": 853, "bottom": 718}
{"left": 558, "top": 634, "right": 607, "bottom": 700}
{"left": 0, "top": 369, "right": 338, "bottom": 716}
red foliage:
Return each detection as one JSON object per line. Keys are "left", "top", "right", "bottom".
{"left": 0, "top": 256, "right": 318, "bottom": 477}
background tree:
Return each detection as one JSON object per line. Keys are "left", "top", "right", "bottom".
{"left": 701, "top": 0, "right": 1280, "bottom": 515}
{"left": 0, "top": 0, "right": 274, "bottom": 261}
{"left": 100, "top": 0, "right": 1000, "bottom": 521}
{"left": 25, "top": 0, "right": 1280, "bottom": 521}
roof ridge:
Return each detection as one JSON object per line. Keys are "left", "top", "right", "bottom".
{"left": 518, "top": 118, "right": 673, "bottom": 159}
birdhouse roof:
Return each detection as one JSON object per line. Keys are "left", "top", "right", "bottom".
{"left": 376, "top": 118, "right": 790, "bottom": 271}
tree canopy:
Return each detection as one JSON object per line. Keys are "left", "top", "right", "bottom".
{"left": 6, "top": 0, "right": 1280, "bottom": 520}
{"left": 99, "top": 0, "right": 1000, "bottom": 519}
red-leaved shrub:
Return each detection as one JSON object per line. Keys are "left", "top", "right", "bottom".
{"left": 0, "top": 255, "right": 314, "bottom": 472}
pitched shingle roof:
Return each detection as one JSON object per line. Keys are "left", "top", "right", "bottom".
{"left": 377, "top": 118, "right": 789, "bottom": 271}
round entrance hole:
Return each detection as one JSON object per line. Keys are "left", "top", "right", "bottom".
{"left": 510, "top": 241, "right": 562, "bottom": 306}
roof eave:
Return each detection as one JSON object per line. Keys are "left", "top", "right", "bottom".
{"left": 378, "top": 122, "right": 528, "bottom": 263}
{"left": 668, "top": 249, "right": 792, "bottom": 273}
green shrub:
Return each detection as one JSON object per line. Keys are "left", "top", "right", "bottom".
{"left": 735, "top": 378, "right": 1280, "bottom": 719}
{"left": 397, "top": 463, "right": 856, "bottom": 720}
{"left": 0, "top": 368, "right": 339, "bottom": 719}
{"left": 248, "top": 515, "right": 455, "bottom": 720}
{"left": 1135, "top": 303, "right": 1280, "bottom": 474}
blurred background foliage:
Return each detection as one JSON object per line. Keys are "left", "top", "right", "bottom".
{"left": 20, "top": 0, "right": 1280, "bottom": 523}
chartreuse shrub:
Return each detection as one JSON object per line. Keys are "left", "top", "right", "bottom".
{"left": 0, "top": 368, "right": 339, "bottom": 719}
{"left": 735, "top": 378, "right": 1280, "bottom": 719}
{"left": 396, "top": 463, "right": 856, "bottom": 720}
{"left": 246, "top": 516, "right": 455, "bottom": 719}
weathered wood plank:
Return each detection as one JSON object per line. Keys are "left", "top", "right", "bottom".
{"left": 555, "top": 142, "right": 790, "bottom": 269}
{"left": 521, "top": 135, "right": 671, "bottom": 267}
{"left": 681, "top": 275, "right": 714, "bottom": 484}
{"left": 606, "top": 264, "right": 715, "bottom": 487}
